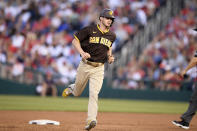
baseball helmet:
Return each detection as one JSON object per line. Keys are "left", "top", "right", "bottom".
{"left": 99, "top": 9, "right": 115, "bottom": 20}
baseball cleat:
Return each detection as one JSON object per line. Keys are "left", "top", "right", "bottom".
{"left": 62, "top": 87, "right": 72, "bottom": 98}
{"left": 85, "top": 120, "right": 97, "bottom": 131}
{"left": 172, "top": 120, "right": 189, "bottom": 129}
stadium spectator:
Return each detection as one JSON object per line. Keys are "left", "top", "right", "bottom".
{"left": 36, "top": 72, "right": 57, "bottom": 97}
{"left": 11, "top": 56, "right": 24, "bottom": 82}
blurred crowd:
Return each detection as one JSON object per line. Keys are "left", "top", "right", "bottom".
{"left": 113, "top": 0, "right": 197, "bottom": 91}
{"left": 0, "top": 0, "right": 165, "bottom": 86}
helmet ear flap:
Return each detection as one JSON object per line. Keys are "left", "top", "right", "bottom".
{"left": 110, "top": 19, "right": 114, "bottom": 27}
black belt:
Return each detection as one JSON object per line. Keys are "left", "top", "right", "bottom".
{"left": 82, "top": 58, "right": 104, "bottom": 67}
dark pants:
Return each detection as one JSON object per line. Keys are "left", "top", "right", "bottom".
{"left": 181, "top": 82, "right": 197, "bottom": 123}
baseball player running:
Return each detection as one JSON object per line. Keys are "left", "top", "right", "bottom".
{"left": 172, "top": 28, "right": 197, "bottom": 129}
{"left": 62, "top": 9, "right": 116, "bottom": 130}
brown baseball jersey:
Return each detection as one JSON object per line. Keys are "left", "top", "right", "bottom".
{"left": 74, "top": 24, "right": 116, "bottom": 63}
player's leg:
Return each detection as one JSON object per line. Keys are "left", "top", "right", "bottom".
{"left": 181, "top": 83, "right": 197, "bottom": 123}
{"left": 85, "top": 65, "right": 104, "bottom": 130}
{"left": 62, "top": 61, "right": 89, "bottom": 97}
{"left": 172, "top": 83, "right": 197, "bottom": 129}
{"left": 72, "top": 61, "right": 90, "bottom": 96}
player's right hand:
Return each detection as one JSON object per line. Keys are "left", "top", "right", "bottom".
{"left": 81, "top": 52, "right": 91, "bottom": 59}
{"left": 108, "top": 55, "right": 115, "bottom": 64}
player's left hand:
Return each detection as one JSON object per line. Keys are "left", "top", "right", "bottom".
{"left": 108, "top": 55, "right": 115, "bottom": 64}
{"left": 180, "top": 70, "right": 187, "bottom": 78}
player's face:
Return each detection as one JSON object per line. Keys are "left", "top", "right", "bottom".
{"left": 101, "top": 17, "right": 113, "bottom": 27}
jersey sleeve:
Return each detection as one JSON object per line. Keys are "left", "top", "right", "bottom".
{"left": 74, "top": 26, "right": 90, "bottom": 42}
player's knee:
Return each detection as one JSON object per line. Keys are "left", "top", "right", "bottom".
{"left": 73, "top": 92, "right": 81, "bottom": 97}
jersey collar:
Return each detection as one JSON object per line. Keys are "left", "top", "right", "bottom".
{"left": 97, "top": 24, "right": 109, "bottom": 34}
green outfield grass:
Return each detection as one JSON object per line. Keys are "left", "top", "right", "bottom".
{"left": 0, "top": 95, "right": 188, "bottom": 114}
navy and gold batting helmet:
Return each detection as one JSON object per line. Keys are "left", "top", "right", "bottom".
{"left": 100, "top": 9, "right": 115, "bottom": 20}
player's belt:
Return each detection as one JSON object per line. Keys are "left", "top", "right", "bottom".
{"left": 82, "top": 58, "right": 104, "bottom": 67}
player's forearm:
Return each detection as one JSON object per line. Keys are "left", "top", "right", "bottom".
{"left": 72, "top": 38, "right": 85, "bottom": 55}
{"left": 107, "top": 47, "right": 115, "bottom": 64}
{"left": 107, "top": 47, "right": 112, "bottom": 56}
{"left": 184, "top": 57, "right": 197, "bottom": 72}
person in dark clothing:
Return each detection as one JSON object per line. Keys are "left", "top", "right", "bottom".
{"left": 172, "top": 28, "right": 197, "bottom": 129}
{"left": 37, "top": 72, "right": 57, "bottom": 97}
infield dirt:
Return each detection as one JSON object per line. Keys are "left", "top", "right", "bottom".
{"left": 0, "top": 111, "right": 197, "bottom": 131}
